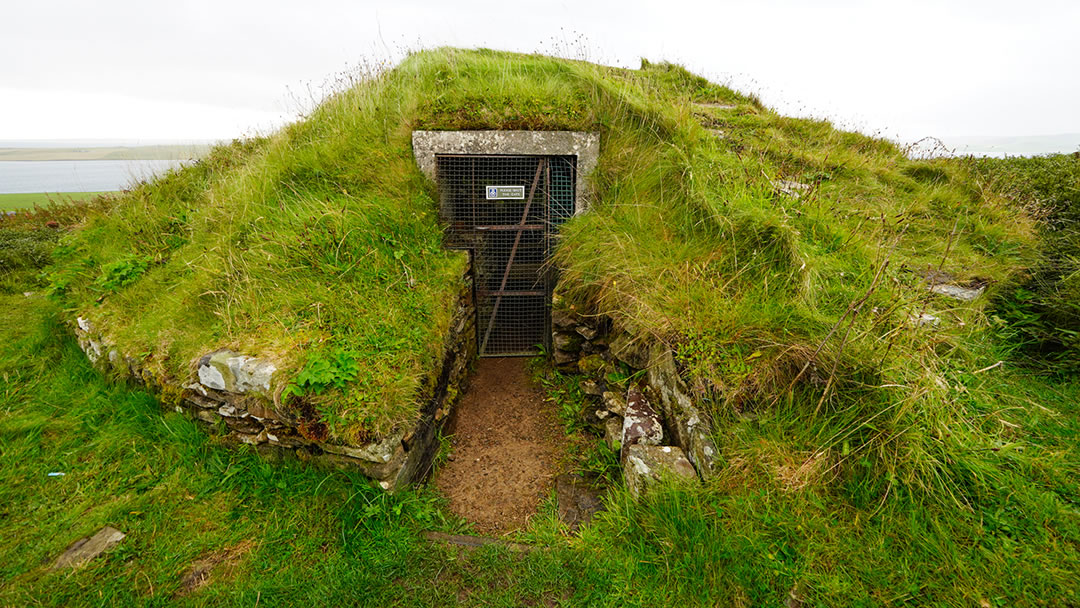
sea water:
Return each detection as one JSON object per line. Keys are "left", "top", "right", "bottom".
{"left": 0, "top": 160, "right": 186, "bottom": 193}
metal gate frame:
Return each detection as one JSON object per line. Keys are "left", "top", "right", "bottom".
{"left": 436, "top": 154, "right": 576, "bottom": 357}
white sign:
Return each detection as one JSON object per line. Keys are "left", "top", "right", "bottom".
{"left": 485, "top": 185, "right": 525, "bottom": 200}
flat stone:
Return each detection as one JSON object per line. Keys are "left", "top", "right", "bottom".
{"left": 553, "top": 331, "right": 583, "bottom": 352}
{"left": 621, "top": 387, "right": 663, "bottom": 457}
{"left": 266, "top": 432, "right": 308, "bottom": 448}
{"left": 224, "top": 416, "right": 263, "bottom": 435}
{"left": 773, "top": 179, "right": 811, "bottom": 198}
{"left": 184, "top": 382, "right": 208, "bottom": 397}
{"left": 623, "top": 445, "right": 698, "bottom": 499}
{"left": 582, "top": 338, "right": 609, "bottom": 354}
{"left": 197, "top": 350, "right": 276, "bottom": 395}
{"left": 578, "top": 354, "right": 608, "bottom": 375}
{"left": 319, "top": 430, "right": 405, "bottom": 464}
{"left": 579, "top": 378, "right": 605, "bottom": 396}
{"left": 52, "top": 526, "right": 126, "bottom": 569}
{"left": 551, "top": 309, "right": 578, "bottom": 330}
{"left": 310, "top": 447, "right": 405, "bottom": 482}
{"left": 608, "top": 332, "right": 650, "bottom": 369}
{"left": 604, "top": 416, "right": 623, "bottom": 451}
{"left": 601, "top": 391, "right": 627, "bottom": 417}
{"left": 217, "top": 403, "right": 243, "bottom": 418}
{"left": 575, "top": 325, "right": 598, "bottom": 340}
{"left": 195, "top": 409, "right": 221, "bottom": 424}
{"left": 233, "top": 430, "right": 268, "bottom": 445}
{"left": 930, "top": 283, "right": 985, "bottom": 301}
{"left": 246, "top": 400, "right": 279, "bottom": 421}
{"left": 555, "top": 473, "right": 606, "bottom": 531}
{"left": 183, "top": 392, "right": 220, "bottom": 410}
{"left": 553, "top": 349, "right": 579, "bottom": 366}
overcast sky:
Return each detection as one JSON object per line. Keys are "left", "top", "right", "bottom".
{"left": 3, "top": 0, "right": 1078, "bottom": 151}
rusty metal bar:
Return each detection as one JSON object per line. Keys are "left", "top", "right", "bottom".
{"left": 479, "top": 158, "right": 545, "bottom": 355}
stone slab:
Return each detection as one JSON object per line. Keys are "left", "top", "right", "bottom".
{"left": 930, "top": 283, "right": 985, "bottom": 301}
{"left": 647, "top": 346, "right": 718, "bottom": 476}
{"left": 621, "top": 387, "right": 663, "bottom": 457}
{"left": 555, "top": 473, "right": 605, "bottom": 531}
{"left": 422, "top": 531, "right": 535, "bottom": 553}
{"left": 52, "top": 526, "right": 126, "bottom": 569}
{"left": 624, "top": 445, "right": 698, "bottom": 498}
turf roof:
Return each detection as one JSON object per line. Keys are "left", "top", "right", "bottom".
{"left": 48, "top": 48, "right": 1035, "bottom": 442}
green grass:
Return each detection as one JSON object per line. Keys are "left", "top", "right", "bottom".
{"left": 12, "top": 48, "right": 1078, "bottom": 604}
{"left": 0, "top": 192, "right": 116, "bottom": 211}
{"left": 0, "top": 288, "right": 1077, "bottom": 606}
{"left": 963, "top": 153, "right": 1080, "bottom": 370}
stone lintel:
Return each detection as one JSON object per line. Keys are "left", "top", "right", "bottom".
{"left": 411, "top": 130, "right": 600, "bottom": 212}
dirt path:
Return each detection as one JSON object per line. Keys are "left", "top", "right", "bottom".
{"left": 432, "top": 358, "right": 566, "bottom": 534}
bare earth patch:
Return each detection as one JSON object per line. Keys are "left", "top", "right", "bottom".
{"left": 174, "top": 540, "right": 254, "bottom": 597}
{"left": 433, "top": 358, "right": 567, "bottom": 534}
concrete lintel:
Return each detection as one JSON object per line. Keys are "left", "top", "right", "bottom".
{"left": 411, "top": 130, "right": 599, "bottom": 212}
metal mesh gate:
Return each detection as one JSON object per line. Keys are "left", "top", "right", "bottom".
{"left": 436, "top": 155, "right": 576, "bottom": 356}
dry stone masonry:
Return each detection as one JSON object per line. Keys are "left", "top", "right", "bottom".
{"left": 72, "top": 278, "right": 477, "bottom": 491}
{"left": 550, "top": 297, "right": 719, "bottom": 496}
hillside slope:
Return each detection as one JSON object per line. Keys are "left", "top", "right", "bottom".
{"left": 48, "top": 48, "right": 1034, "bottom": 456}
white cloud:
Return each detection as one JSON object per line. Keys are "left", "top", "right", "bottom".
{"left": 1, "top": 0, "right": 1077, "bottom": 143}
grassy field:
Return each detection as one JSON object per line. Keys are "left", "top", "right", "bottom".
{"left": 2, "top": 50, "right": 1078, "bottom": 605}
{"left": 0, "top": 279, "right": 1078, "bottom": 606}
{"left": 0, "top": 145, "right": 211, "bottom": 161}
{"left": 2, "top": 205, "right": 1079, "bottom": 606}
{"left": 0, "top": 192, "right": 115, "bottom": 211}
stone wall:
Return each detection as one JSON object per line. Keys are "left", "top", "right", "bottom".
{"left": 72, "top": 277, "right": 477, "bottom": 491}
{"left": 550, "top": 301, "right": 719, "bottom": 494}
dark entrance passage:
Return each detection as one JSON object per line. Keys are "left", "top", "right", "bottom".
{"left": 436, "top": 155, "right": 576, "bottom": 356}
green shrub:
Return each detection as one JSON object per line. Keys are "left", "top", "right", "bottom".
{"left": 94, "top": 255, "right": 151, "bottom": 292}
{"left": 284, "top": 347, "right": 361, "bottom": 398}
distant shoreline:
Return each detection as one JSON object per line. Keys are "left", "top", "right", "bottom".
{"left": 0, "top": 191, "right": 115, "bottom": 212}
{"left": 0, "top": 145, "right": 210, "bottom": 162}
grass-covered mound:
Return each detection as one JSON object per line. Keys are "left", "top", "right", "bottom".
{"left": 7, "top": 49, "right": 1080, "bottom": 606}
{"left": 48, "top": 48, "right": 1035, "bottom": 453}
